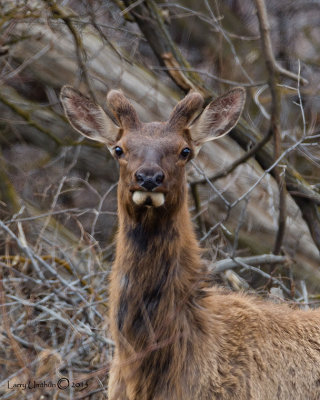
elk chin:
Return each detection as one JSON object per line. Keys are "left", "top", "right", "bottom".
{"left": 132, "top": 191, "right": 165, "bottom": 208}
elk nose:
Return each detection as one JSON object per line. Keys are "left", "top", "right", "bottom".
{"left": 135, "top": 170, "right": 164, "bottom": 191}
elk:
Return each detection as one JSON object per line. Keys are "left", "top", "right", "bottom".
{"left": 60, "top": 86, "right": 320, "bottom": 400}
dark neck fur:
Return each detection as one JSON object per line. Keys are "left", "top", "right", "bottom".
{"left": 111, "top": 203, "right": 209, "bottom": 396}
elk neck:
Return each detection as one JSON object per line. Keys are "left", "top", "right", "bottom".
{"left": 110, "top": 188, "right": 212, "bottom": 396}
{"left": 111, "top": 183, "right": 210, "bottom": 345}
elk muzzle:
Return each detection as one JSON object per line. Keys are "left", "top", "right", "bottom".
{"left": 132, "top": 167, "right": 165, "bottom": 207}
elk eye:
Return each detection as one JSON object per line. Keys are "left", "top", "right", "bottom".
{"left": 114, "top": 146, "right": 123, "bottom": 157}
{"left": 180, "top": 147, "right": 191, "bottom": 159}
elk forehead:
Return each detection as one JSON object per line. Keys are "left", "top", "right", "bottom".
{"left": 120, "top": 123, "right": 192, "bottom": 155}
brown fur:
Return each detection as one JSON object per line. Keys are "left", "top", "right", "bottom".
{"left": 60, "top": 86, "right": 320, "bottom": 400}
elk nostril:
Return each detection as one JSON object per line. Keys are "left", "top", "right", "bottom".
{"left": 135, "top": 170, "right": 164, "bottom": 190}
{"left": 135, "top": 173, "right": 144, "bottom": 184}
{"left": 155, "top": 172, "right": 164, "bottom": 185}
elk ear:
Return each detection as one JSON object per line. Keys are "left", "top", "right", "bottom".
{"left": 190, "top": 88, "right": 245, "bottom": 148}
{"left": 60, "top": 86, "right": 119, "bottom": 148}
{"left": 167, "top": 92, "right": 204, "bottom": 131}
{"left": 107, "top": 90, "right": 141, "bottom": 130}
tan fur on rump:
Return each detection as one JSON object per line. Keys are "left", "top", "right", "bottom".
{"left": 60, "top": 86, "right": 320, "bottom": 400}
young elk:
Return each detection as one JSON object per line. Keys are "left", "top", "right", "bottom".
{"left": 61, "top": 86, "right": 320, "bottom": 400}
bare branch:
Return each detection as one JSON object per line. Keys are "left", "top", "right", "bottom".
{"left": 210, "top": 255, "right": 291, "bottom": 296}
{"left": 253, "top": 0, "right": 308, "bottom": 85}
{"left": 254, "top": 0, "right": 287, "bottom": 255}
{"left": 211, "top": 254, "right": 288, "bottom": 274}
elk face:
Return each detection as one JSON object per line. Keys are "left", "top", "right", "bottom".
{"left": 112, "top": 123, "right": 196, "bottom": 213}
{"left": 60, "top": 87, "right": 245, "bottom": 214}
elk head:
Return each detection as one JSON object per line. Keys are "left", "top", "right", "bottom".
{"left": 60, "top": 86, "right": 245, "bottom": 220}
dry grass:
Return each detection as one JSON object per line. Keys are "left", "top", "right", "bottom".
{"left": 0, "top": 217, "right": 114, "bottom": 399}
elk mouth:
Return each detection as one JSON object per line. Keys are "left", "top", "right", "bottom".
{"left": 132, "top": 191, "right": 165, "bottom": 207}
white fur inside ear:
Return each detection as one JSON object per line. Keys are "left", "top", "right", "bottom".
{"left": 60, "top": 86, "right": 119, "bottom": 147}
{"left": 189, "top": 88, "right": 245, "bottom": 145}
{"left": 132, "top": 191, "right": 165, "bottom": 207}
